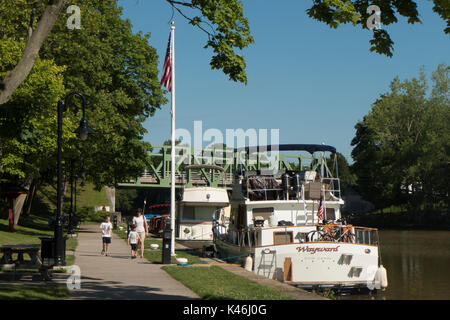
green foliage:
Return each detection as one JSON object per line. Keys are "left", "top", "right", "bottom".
{"left": 351, "top": 64, "right": 449, "bottom": 211}
{"left": 38, "top": 0, "right": 166, "bottom": 189}
{"left": 0, "top": 38, "right": 67, "bottom": 180}
{"left": 326, "top": 152, "right": 356, "bottom": 192}
{"left": 168, "top": 0, "right": 254, "bottom": 84}
{"left": 116, "top": 188, "right": 138, "bottom": 215}
{"left": 306, "top": 0, "right": 448, "bottom": 58}
{"left": 0, "top": 1, "right": 166, "bottom": 192}
{"left": 77, "top": 206, "right": 105, "bottom": 223}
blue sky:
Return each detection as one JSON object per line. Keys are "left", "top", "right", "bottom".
{"left": 118, "top": 0, "right": 449, "bottom": 162}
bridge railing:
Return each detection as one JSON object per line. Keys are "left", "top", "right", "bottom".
{"left": 119, "top": 145, "right": 338, "bottom": 189}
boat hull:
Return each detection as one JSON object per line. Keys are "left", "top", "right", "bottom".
{"left": 214, "top": 238, "right": 382, "bottom": 290}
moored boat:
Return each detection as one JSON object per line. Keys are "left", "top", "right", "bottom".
{"left": 213, "top": 144, "right": 388, "bottom": 291}
{"left": 176, "top": 165, "right": 230, "bottom": 242}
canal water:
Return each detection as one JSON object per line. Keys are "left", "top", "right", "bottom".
{"left": 338, "top": 230, "right": 450, "bottom": 300}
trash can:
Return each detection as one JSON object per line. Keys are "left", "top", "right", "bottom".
{"left": 40, "top": 237, "right": 67, "bottom": 266}
{"left": 162, "top": 228, "right": 172, "bottom": 264}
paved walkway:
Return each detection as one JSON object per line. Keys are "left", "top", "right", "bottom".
{"left": 70, "top": 224, "right": 199, "bottom": 300}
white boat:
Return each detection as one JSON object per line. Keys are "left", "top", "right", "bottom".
{"left": 176, "top": 165, "right": 230, "bottom": 241}
{"left": 213, "top": 144, "right": 388, "bottom": 291}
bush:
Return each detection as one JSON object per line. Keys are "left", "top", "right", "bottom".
{"left": 77, "top": 206, "right": 107, "bottom": 223}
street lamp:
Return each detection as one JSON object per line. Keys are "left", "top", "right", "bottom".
{"left": 55, "top": 92, "right": 94, "bottom": 266}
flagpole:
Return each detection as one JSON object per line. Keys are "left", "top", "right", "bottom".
{"left": 170, "top": 21, "right": 176, "bottom": 256}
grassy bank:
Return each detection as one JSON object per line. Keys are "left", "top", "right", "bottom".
{"left": 113, "top": 227, "right": 202, "bottom": 264}
{"left": 0, "top": 215, "right": 76, "bottom": 300}
{"left": 163, "top": 266, "right": 294, "bottom": 300}
{"left": 0, "top": 217, "right": 78, "bottom": 270}
{"left": 0, "top": 284, "right": 69, "bottom": 300}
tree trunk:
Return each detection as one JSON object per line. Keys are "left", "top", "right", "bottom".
{"left": 24, "top": 179, "right": 39, "bottom": 217}
{"left": 0, "top": 0, "right": 67, "bottom": 105}
{"left": 12, "top": 176, "right": 33, "bottom": 225}
{"left": 105, "top": 186, "right": 116, "bottom": 212}
{"left": 13, "top": 194, "right": 27, "bottom": 226}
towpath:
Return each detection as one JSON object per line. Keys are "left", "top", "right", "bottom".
{"left": 69, "top": 224, "right": 199, "bottom": 300}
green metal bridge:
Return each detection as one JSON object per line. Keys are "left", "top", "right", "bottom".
{"left": 117, "top": 145, "right": 335, "bottom": 189}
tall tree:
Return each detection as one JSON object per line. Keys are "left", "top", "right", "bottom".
{"left": 351, "top": 64, "right": 449, "bottom": 211}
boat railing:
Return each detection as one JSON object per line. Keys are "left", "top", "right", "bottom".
{"left": 244, "top": 175, "right": 284, "bottom": 201}
{"left": 320, "top": 177, "right": 341, "bottom": 200}
{"left": 242, "top": 175, "right": 342, "bottom": 202}
{"left": 307, "top": 225, "right": 379, "bottom": 246}
{"left": 353, "top": 227, "right": 379, "bottom": 246}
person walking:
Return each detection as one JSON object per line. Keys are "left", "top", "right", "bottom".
{"left": 100, "top": 215, "right": 112, "bottom": 256}
{"left": 132, "top": 208, "right": 148, "bottom": 258}
{"left": 127, "top": 225, "right": 140, "bottom": 259}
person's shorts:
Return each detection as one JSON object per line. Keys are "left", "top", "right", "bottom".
{"left": 137, "top": 232, "right": 145, "bottom": 241}
{"left": 102, "top": 237, "right": 111, "bottom": 244}
{"left": 131, "top": 243, "right": 137, "bottom": 251}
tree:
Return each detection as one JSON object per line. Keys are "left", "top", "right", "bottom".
{"left": 326, "top": 152, "right": 356, "bottom": 190}
{"left": 0, "top": 1, "right": 168, "bottom": 224}
{"left": 306, "top": 0, "right": 449, "bottom": 57}
{"left": 0, "top": 0, "right": 68, "bottom": 105}
{"left": 351, "top": 64, "right": 449, "bottom": 211}
{"left": 0, "top": 0, "right": 254, "bottom": 105}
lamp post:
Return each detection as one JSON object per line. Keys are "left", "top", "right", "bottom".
{"left": 55, "top": 92, "right": 94, "bottom": 266}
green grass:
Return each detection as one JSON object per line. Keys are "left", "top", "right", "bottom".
{"left": 0, "top": 214, "right": 78, "bottom": 273}
{"left": 113, "top": 227, "right": 202, "bottom": 264}
{"left": 65, "top": 254, "right": 75, "bottom": 266}
{"left": 0, "top": 218, "right": 52, "bottom": 245}
{"left": 66, "top": 238, "right": 78, "bottom": 251}
{"left": 162, "top": 266, "right": 294, "bottom": 300}
{"left": 76, "top": 183, "right": 109, "bottom": 209}
{"left": 0, "top": 284, "right": 69, "bottom": 300}
{"left": 37, "top": 182, "right": 108, "bottom": 211}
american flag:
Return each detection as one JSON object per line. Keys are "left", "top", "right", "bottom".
{"left": 160, "top": 32, "right": 172, "bottom": 91}
{"left": 317, "top": 197, "right": 324, "bottom": 221}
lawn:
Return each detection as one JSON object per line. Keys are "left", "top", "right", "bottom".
{"left": 0, "top": 216, "right": 78, "bottom": 272}
{"left": 0, "top": 284, "right": 69, "bottom": 300}
{"left": 113, "top": 227, "right": 202, "bottom": 264}
{"left": 162, "top": 266, "right": 294, "bottom": 300}
{"left": 0, "top": 217, "right": 52, "bottom": 245}
{"left": 36, "top": 182, "right": 108, "bottom": 212}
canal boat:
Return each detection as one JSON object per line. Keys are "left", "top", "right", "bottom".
{"left": 212, "top": 144, "right": 388, "bottom": 291}
{"left": 147, "top": 204, "right": 171, "bottom": 235}
{"left": 176, "top": 165, "right": 230, "bottom": 242}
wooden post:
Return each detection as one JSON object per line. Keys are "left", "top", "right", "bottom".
{"left": 284, "top": 257, "right": 292, "bottom": 281}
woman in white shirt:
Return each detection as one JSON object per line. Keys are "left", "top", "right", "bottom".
{"left": 132, "top": 208, "right": 148, "bottom": 258}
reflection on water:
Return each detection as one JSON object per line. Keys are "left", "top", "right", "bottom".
{"left": 338, "top": 230, "right": 450, "bottom": 300}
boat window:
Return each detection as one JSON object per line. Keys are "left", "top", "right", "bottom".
{"left": 252, "top": 207, "right": 274, "bottom": 221}
{"left": 325, "top": 208, "right": 336, "bottom": 220}
{"left": 182, "top": 206, "right": 214, "bottom": 221}
{"left": 273, "top": 231, "right": 293, "bottom": 245}
{"left": 183, "top": 206, "right": 195, "bottom": 220}
{"left": 195, "top": 207, "right": 215, "bottom": 221}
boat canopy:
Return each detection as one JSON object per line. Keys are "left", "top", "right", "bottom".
{"left": 234, "top": 144, "right": 336, "bottom": 154}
